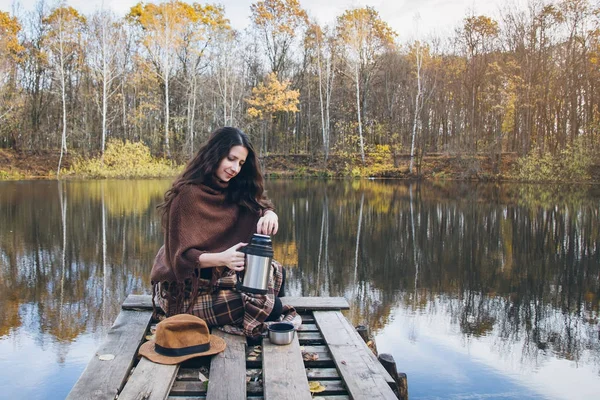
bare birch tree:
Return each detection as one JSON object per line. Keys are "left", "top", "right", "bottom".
{"left": 45, "top": 4, "right": 86, "bottom": 177}
{"left": 89, "top": 9, "right": 125, "bottom": 156}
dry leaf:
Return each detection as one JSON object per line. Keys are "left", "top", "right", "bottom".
{"left": 248, "top": 356, "right": 257, "bottom": 361}
{"left": 302, "top": 351, "right": 319, "bottom": 361}
{"left": 198, "top": 372, "right": 208, "bottom": 382}
{"left": 98, "top": 354, "right": 115, "bottom": 361}
{"left": 308, "top": 381, "right": 326, "bottom": 393}
{"left": 341, "top": 360, "right": 347, "bottom": 365}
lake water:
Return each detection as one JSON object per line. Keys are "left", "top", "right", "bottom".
{"left": 0, "top": 179, "right": 599, "bottom": 399}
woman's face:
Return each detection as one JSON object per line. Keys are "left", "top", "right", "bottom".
{"left": 215, "top": 145, "right": 248, "bottom": 182}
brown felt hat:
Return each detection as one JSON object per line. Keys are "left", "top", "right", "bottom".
{"left": 139, "top": 314, "right": 226, "bottom": 365}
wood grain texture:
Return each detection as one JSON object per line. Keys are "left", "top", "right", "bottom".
{"left": 205, "top": 330, "right": 247, "bottom": 400}
{"left": 314, "top": 311, "right": 397, "bottom": 400}
{"left": 263, "top": 333, "right": 312, "bottom": 400}
{"left": 118, "top": 358, "right": 179, "bottom": 400}
{"left": 122, "top": 294, "right": 153, "bottom": 310}
{"left": 66, "top": 310, "right": 152, "bottom": 400}
{"left": 281, "top": 296, "right": 349, "bottom": 310}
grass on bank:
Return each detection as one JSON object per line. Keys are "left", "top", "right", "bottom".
{"left": 0, "top": 169, "right": 25, "bottom": 180}
{"left": 65, "top": 139, "right": 180, "bottom": 179}
{"left": 509, "top": 138, "right": 594, "bottom": 182}
{"left": 1, "top": 138, "right": 596, "bottom": 182}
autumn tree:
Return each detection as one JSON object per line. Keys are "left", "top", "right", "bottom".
{"left": 250, "top": 0, "right": 308, "bottom": 76}
{"left": 44, "top": 4, "right": 86, "bottom": 177}
{"left": 305, "top": 22, "right": 337, "bottom": 161}
{"left": 246, "top": 72, "right": 300, "bottom": 155}
{"left": 175, "top": 3, "right": 229, "bottom": 157}
{"left": 88, "top": 9, "right": 126, "bottom": 156}
{"left": 0, "top": 10, "right": 24, "bottom": 146}
{"left": 457, "top": 14, "right": 499, "bottom": 153}
{"left": 335, "top": 7, "right": 396, "bottom": 164}
{"left": 211, "top": 29, "right": 245, "bottom": 128}
{"left": 128, "top": 1, "right": 187, "bottom": 157}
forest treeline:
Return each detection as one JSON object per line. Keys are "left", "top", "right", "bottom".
{"left": 0, "top": 0, "right": 599, "bottom": 178}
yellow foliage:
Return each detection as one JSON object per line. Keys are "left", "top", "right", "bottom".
{"left": 0, "top": 11, "right": 24, "bottom": 63}
{"left": 336, "top": 6, "right": 397, "bottom": 57}
{"left": 246, "top": 72, "right": 300, "bottom": 119}
{"left": 128, "top": 1, "right": 229, "bottom": 74}
{"left": 250, "top": 0, "right": 308, "bottom": 36}
{"left": 273, "top": 241, "right": 298, "bottom": 268}
{"left": 66, "top": 139, "right": 179, "bottom": 179}
{"left": 69, "top": 179, "right": 169, "bottom": 216}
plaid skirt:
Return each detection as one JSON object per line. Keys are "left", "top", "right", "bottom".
{"left": 156, "top": 260, "right": 289, "bottom": 337}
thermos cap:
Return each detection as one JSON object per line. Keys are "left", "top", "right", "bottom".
{"left": 242, "top": 233, "right": 274, "bottom": 257}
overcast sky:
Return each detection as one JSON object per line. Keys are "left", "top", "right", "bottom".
{"left": 2, "top": 0, "right": 513, "bottom": 39}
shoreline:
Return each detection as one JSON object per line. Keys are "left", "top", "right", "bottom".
{"left": 1, "top": 148, "right": 599, "bottom": 184}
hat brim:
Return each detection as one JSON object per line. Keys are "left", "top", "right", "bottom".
{"left": 139, "top": 334, "right": 227, "bottom": 365}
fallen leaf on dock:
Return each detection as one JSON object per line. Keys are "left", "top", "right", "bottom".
{"left": 302, "top": 351, "right": 319, "bottom": 361}
{"left": 198, "top": 372, "right": 208, "bottom": 382}
{"left": 341, "top": 360, "right": 346, "bottom": 365}
{"left": 248, "top": 356, "right": 258, "bottom": 361}
{"left": 308, "top": 381, "right": 326, "bottom": 393}
{"left": 98, "top": 354, "right": 115, "bottom": 361}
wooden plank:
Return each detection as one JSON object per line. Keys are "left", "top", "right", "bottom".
{"left": 297, "top": 323, "right": 318, "bottom": 332}
{"left": 122, "top": 294, "right": 153, "bottom": 310}
{"left": 206, "top": 330, "right": 247, "bottom": 400}
{"left": 306, "top": 368, "right": 340, "bottom": 380}
{"left": 170, "top": 381, "right": 208, "bottom": 396}
{"left": 306, "top": 380, "right": 347, "bottom": 395}
{"left": 263, "top": 333, "right": 312, "bottom": 400}
{"left": 123, "top": 295, "right": 350, "bottom": 311}
{"left": 300, "top": 314, "right": 315, "bottom": 323}
{"left": 312, "top": 314, "right": 394, "bottom": 385}
{"left": 171, "top": 381, "right": 261, "bottom": 395}
{"left": 282, "top": 297, "right": 349, "bottom": 310}
{"left": 66, "top": 310, "right": 152, "bottom": 400}
{"left": 118, "top": 358, "right": 179, "bottom": 400}
{"left": 314, "top": 311, "right": 397, "bottom": 400}
{"left": 298, "top": 331, "right": 324, "bottom": 344}
{"left": 300, "top": 345, "right": 335, "bottom": 368}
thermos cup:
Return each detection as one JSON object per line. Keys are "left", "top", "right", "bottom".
{"left": 237, "top": 234, "right": 273, "bottom": 294}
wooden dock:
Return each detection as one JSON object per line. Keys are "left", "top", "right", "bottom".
{"left": 67, "top": 294, "right": 403, "bottom": 400}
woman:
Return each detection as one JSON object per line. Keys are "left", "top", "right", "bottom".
{"left": 151, "top": 127, "right": 291, "bottom": 337}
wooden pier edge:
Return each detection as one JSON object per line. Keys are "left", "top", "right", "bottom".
{"left": 356, "top": 323, "right": 409, "bottom": 400}
{"left": 71, "top": 294, "right": 408, "bottom": 400}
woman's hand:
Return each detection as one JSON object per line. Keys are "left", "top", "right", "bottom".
{"left": 257, "top": 210, "right": 278, "bottom": 235}
{"left": 219, "top": 242, "right": 247, "bottom": 272}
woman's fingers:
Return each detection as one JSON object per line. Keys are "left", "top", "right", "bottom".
{"left": 223, "top": 242, "right": 247, "bottom": 271}
{"left": 257, "top": 216, "right": 279, "bottom": 235}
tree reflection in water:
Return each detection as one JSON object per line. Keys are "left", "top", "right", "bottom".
{"left": 269, "top": 180, "right": 600, "bottom": 370}
{"left": 0, "top": 179, "right": 598, "bottom": 398}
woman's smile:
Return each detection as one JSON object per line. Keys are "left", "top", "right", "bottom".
{"left": 216, "top": 145, "right": 248, "bottom": 182}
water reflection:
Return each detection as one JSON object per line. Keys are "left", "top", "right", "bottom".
{"left": 0, "top": 179, "right": 598, "bottom": 399}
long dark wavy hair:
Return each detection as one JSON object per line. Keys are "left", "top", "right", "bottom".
{"left": 158, "top": 127, "right": 271, "bottom": 226}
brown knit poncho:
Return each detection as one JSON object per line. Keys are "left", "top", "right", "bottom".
{"left": 151, "top": 179, "right": 263, "bottom": 314}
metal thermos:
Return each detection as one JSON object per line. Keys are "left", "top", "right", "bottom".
{"left": 238, "top": 234, "right": 273, "bottom": 294}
